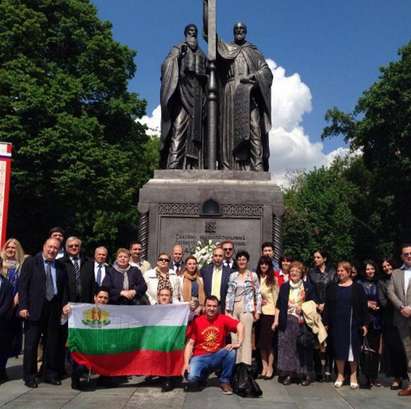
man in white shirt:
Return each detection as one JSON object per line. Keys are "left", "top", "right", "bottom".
{"left": 388, "top": 243, "right": 411, "bottom": 396}
{"left": 171, "top": 244, "right": 184, "bottom": 275}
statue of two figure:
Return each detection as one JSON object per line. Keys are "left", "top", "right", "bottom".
{"left": 160, "top": 1, "right": 273, "bottom": 171}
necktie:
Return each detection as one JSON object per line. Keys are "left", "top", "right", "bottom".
{"left": 45, "top": 261, "right": 55, "bottom": 301}
{"left": 73, "top": 257, "right": 81, "bottom": 297}
{"left": 96, "top": 264, "right": 102, "bottom": 286}
{"left": 175, "top": 263, "right": 181, "bottom": 275}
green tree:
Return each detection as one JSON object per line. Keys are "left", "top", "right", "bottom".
{"left": 0, "top": 0, "right": 156, "bottom": 253}
{"left": 282, "top": 158, "right": 358, "bottom": 265}
{"left": 323, "top": 41, "right": 411, "bottom": 254}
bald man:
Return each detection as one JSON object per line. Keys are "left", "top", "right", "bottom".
{"left": 19, "top": 238, "right": 68, "bottom": 388}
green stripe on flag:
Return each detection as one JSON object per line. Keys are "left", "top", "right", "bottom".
{"left": 68, "top": 325, "right": 186, "bottom": 355}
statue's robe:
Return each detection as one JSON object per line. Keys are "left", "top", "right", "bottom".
{"left": 160, "top": 43, "right": 207, "bottom": 169}
{"left": 216, "top": 39, "right": 272, "bottom": 170}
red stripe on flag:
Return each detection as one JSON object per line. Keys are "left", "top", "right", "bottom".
{"left": 72, "top": 349, "right": 184, "bottom": 377}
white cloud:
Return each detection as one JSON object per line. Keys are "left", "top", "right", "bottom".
{"left": 266, "top": 58, "right": 349, "bottom": 186}
{"left": 139, "top": 58, "right": 349, "bottom": 185}
{"left": 139, "top": 105, "right": 161, "bottom": 136}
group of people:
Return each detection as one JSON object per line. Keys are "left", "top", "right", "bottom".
{"left": 0, "top": 227, "right": 411, "bottom": 398}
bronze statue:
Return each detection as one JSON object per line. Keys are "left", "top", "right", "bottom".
{"left": 203, "top": 1, "right": 273, "bottom": 171}
{"left": 160, "top": 24, "right": 208, "bottom": 169}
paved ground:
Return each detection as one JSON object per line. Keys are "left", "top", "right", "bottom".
{"left": 1, "top": 357, "right": 410, "bottom": 409}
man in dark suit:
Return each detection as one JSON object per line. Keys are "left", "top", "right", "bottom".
{"left": 59, "top": 236, "right": 94, "bottom": 303}
{"left": 81, "top": 246, "right": 110, "bottom": 295}
{"left": 221, "top": 240, "right": 236, "bottom": 271}
{"left": 19, "top": 238, "right": 68, "bottom": 388}
{"left": 200, "top": 247, "right": 231, "bottom": 312}
{"left": 58, "top": 236, "right": 95, "bottom": 378}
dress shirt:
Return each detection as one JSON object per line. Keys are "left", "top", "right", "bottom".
{"left": 94, "top": 262, "right": 106, "bottom": 285}
{"left": 70, "top": 255, "right": 81, "bottom": 267}
{"left": 401, "top": 264, "right": 411, "bottom": 296}
{"left": 223, "top": 259, "right": 233, "bottom": 269}
{"left": 56, "top": 248, "right": 65, "bottom": 260}
{"left": 42, "top": 258, "right": 58, "bottom": 295}
{"left": 211, "top": 265, "right": 222, "bottom": 299}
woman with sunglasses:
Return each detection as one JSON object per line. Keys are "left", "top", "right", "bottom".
{"left": 256, "top": 256, "right": 278, "bottom": 379}
{"left": 144, "top": 253, "right": 181, "bottom": 305}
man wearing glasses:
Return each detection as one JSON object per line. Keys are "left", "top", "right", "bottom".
{"left": 221, "top": 240, "right": 236, "bottom": 271}
{"left": 388, "top": 243, "right": 411, "bottom": 396}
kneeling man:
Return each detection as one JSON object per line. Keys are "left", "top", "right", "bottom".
{"left": 182, "top": 295, "right": 244, "bottom": 394}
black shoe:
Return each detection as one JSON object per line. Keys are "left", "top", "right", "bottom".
{"left": 283, "top": 376, "right": 292, "bottom": 385}
{"left": 71, "top": 379, "right": 93, "bottom": 391}
{"left": 24, "top": 378, "right": 38, "bottom": 388}
{"left": 184, "top": 382, "right": 202, "bottom": 392}
{"left": 0, "top": 370, "right": 8, "bottom": 384}
{"left": 323, "top": 373, "right": 332, "bottom": 383}
{"left": 96, "top": 376, "right": 116, "bottom": 387}
{"left": 301, "top": 376, "right": 311, "bottom": 386}
{"left": 161, "top": 380, "right": 174, "bottom": 392}
{"left": 44, "top": 376, "right": 62, "bottom": 385}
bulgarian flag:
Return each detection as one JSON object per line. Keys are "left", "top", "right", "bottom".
{"left": 67, "top": 303, "right": 190, "bottom": 376}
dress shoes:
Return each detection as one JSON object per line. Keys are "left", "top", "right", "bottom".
{"left": 24, "top": 378, "right": 38, "bottom": 388}
{"left": 398, "top": 386, "right": 411, "bottom": 396}
{"left": 44, "top": 376, "right": 62, "bottom": 385}
{"left": 161, "top": 379, "right": 174, "bottom": 392}
{"left": 71, "top": 379, "right": 93, "bottom": 391}
{"left": 183, "top": 382, "right": 202, "bottom": 392}
{"left": 301, "top": 376, "right": 311, "bottom": 386}
{"left": 0, "top": 370, "right": 8, "bottom": 384}
{"left": 390, "top": 381, "right": 402, "bottom": 391}
{"left": 282, "top": 376, "right": 292, "bottom": 385}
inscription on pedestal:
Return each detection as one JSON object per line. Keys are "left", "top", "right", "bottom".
{"left": 158, "top": 216, "right": 262, "bottom": 266}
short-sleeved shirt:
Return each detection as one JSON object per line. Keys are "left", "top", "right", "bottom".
{"left": 187, "top": 314, "right": 239, "bottom": 356}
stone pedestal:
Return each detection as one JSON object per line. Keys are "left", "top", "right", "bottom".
{"left": 137, "top": 170, "right": 284, "bottom": 268}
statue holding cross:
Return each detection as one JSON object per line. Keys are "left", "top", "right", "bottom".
{"left": 159, "top": 0, "right": 273, "bottom": 171}
{"left": 203, "top": 0, "right": 273, "bottom": 171}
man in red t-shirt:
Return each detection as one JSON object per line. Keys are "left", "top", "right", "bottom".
{"left": 182, "top": 295, "right": 244, "bottom": 394}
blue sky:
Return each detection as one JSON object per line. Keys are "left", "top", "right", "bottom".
{"left": 93, "top": 0, "right": 411, "bottom": 182}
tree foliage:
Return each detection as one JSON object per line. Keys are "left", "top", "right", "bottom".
{"left": 282, "top": 158, "right": 358, "bottom": 265}
{"left": 0, "top": 0, "right": 157, "bottom": 253}
{"left": 322, "top": 41, "right": 411, "bottom": 254}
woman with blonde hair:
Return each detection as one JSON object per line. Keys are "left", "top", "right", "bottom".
{"left": 1, "top": 238, "right": 25, "bottom": 294}
{"left": 178, "top": 256, "right": 205, "bottom": 315}
{"left": 0, "top": 238, "right": 26, "bottom": 372}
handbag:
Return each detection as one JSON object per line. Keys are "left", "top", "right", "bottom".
{"left": 297, "top": 324, "right": 315, "bottom": 349}
{"left": 359, "top": 336, "right": 378, "bottom": 378}
{"left": 232, "top": 363, "right": 263, "bottom": 398}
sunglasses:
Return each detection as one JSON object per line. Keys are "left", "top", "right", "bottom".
{"left": 68, "top": 244, "right": 79, "bottom": 248}
{"left": 223, "top": 248, "right": 233, "bottom": 251}
{"left": 158, "top": 258, "right": 170, "bottom": 262}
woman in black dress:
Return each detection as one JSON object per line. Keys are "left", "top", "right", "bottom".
{"left": 324, "top": 261, "right": 368, "bottom": 390}
{"left": 357, "top": 260, "right": 382, "bottom": 388}
{"left": 379, "top": 258, "right": 408, "bottom": 389}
